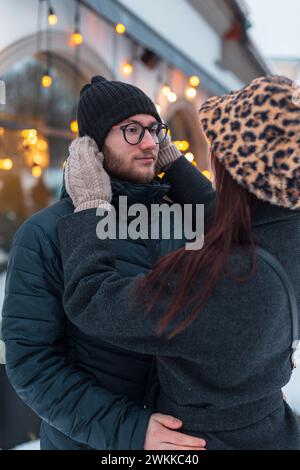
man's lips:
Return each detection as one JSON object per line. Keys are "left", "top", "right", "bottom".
{"left": 135, "top": 156, "right": 156, "bottom": 162}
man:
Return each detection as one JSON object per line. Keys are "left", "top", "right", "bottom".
{"left": 2, "top": 76, "right": 208, "bottom": 450}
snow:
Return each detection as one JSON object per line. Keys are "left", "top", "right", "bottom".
{"left": 13, "top": 440, "right": 40, "bottom": 450}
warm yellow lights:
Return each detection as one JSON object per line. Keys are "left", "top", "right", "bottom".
{"left": 122, "top": 63, "right": 133, "bottom": 76}
{"left": 41, "top": 73, "right": 53, "bottom": 88}
{"left": 32, "top": 166, "right": 42, "bottom": 178}
{"left": 33, "top": 154, "right": 43, "bottom": 165}
{"left": 179, "top": 141, "right": 189, "bottom": 152}
{"left": 36, "top": 139, "right": 48, "bottom": 151}
{"left": 0, "top": 158, "right": 13, "bottom": 170}
{"left": 167, "top": 92, "right": 177, "bottom": 103}
{"left": 202, "top": 170, "right": 212, "bottom": 180}
{"left": 48, "top": 13, "right": 58, "bottom": 26}
{"left": 185, "top": 152, "right": 194, "bottom": 162}
{"left": 21, "top": 129, "right": 37, "bottom": 139}
{"left": 185, "top": 87, "right": 197, "bottom": 99}
{"left": 115, "top": 23, "right": 126, "bottom": 34}
{"left": 70, "top": 120, "right": 79, "bottom": 133}
{"left": 189, "top": 76, "right": 200, "bottom": 87}
{"left": 70, "top": 32, "right": 83, "bottom": 46}
{"left": 0, "top": 127, "right": 4, "bottom": 136}
{"left": 162, "top": 85, "right": 171, "bottom": 96}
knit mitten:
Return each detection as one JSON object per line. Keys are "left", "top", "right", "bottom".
{"left": 155, "top": 134, "right": 182, "bottom": 173}
{"left": 65, "top": 136, "right": 112, "bottom": 212}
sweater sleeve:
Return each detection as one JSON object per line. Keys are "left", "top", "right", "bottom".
{"left": 2, "top": 222, "right": 152, "bottom": 450}
{"left": 58, "top": 210, "right": 182, "bottom": 355}
{"left": 162, "top": 156, "right": 216, "bottom": 226}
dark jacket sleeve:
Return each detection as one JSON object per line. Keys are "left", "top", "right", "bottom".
{"left": 1, "top": 222, "right": 152, "bottom": 450}
{"left": 58, "top": 211, "right": 182, "bottom": 355}
{"left": 162, "top": 156, "right": 216, "bottom": 224}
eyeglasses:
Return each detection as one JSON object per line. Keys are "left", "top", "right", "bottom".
{"left": 119, "top": 122, "right": 169, "bottom": 145}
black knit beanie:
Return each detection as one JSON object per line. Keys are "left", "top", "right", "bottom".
{"left": 77, "top": 76, "right": 161, "bottom": 150}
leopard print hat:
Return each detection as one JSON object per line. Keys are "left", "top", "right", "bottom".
{"left": 199, "top": 75, "right": 300, "bottom": 210}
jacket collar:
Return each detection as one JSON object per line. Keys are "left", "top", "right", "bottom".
{"left": 59, "top": 174, "right": 170, "bottom": 206}
{"left": 253, "top": 200, "right": 300, "bottom": 227}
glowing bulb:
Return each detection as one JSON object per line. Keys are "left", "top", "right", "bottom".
{"left": 21, "top": 129, "right": 37, "bottom": 138}
{"left": 168, "top": 92, "right": 177, "bottom": 103}
{"left": 202, "top": 170, "right": 212, "bottom": 180}
{"left": 185, "top": 152, "right": 194, "bottom": 162}
{"left": 28, "top": 135, "right": 38, "bottom": 145}
{"left": 70, "top": 120, "right": 79, "bottom": 133}
{"left": 189, "top": 76, "right": 200, "bottom": 87}
{"left": 115, "top": 23, "right": 126, "bottom": 34}
{"left": 179, "top": 141, "right": 189, "bottom": 151}
{"left": 36, "top": 139, "right": 48, "bottom": 151}
{"left": 33, "top": 154, "right": 43, "bottom": 165}
{"left": 48, "top": 7, "right": 58, "bottom": 26}
{"left": 185, "top": 87, "right": 197, "bottom": 99}
{"left": 32, "top": 166, "right": 42, "bottom": 178}
{"left": 122, "top": 63, "right": 133, "bottom": 75}
{"left": 0, "top": 127, "right": 4, "bottom": 136}
{"left": 71, "top": 32, "right": 83, "bottom": 45}
{"left": 162, "top": 85, "right": 171, "bottom": 96}
{"left": 155, "top": 104, "right": 161, "bottom": 114}
{"left": 0, "top": 158, "right": 13, "bottom": 170}
{"left": 42, "top": 73, "right": 53, "bottom": 88}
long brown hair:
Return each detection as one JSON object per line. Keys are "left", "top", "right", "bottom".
{"left": 137, "top": 156, "right": 260, "bottom": 338}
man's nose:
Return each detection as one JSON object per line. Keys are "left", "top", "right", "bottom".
{"left": 139, "top": 130, "right": 157, "bottom": 150}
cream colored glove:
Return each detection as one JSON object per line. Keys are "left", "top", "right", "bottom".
{"left": 65, "top": 136, "right": 112, "bottom": 212}
{"left": 155, "top": 134, "right": 182, "bottom": 173}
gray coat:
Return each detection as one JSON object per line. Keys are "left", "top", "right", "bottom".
{"left": 58, "top": 158, "right": 300, "bottom": 450}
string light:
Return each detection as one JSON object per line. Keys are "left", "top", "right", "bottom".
{"left": 70, "top": 31, "right": 83, "bottom": 46}
{"left": 70, "top": 120, "right": 79, "bottom": 133}
{"left": 48, "top": 6, "right": 58, "bottom": 26}
{"left": 179, "top": 141, "right": 189, "bottom": 151}
{"left": 21, "top": 129, "right": 37, "bottom": 138}
{"left": 185, "top": 87, "right": 197, "bottom": 100}
{"left": 32, "top": 165, "right": 42, "bottom": 178}
{"left": 41, "top": 71, "right": 53, "bottom": 88}
{"left": 0, "top": 158, "right": 13, "bottom": 170}
{"left": 0, "top": 127, "right": 4, "bottom": 136}
{"left": 189, "top": 76, "right": 200, "bottom": 87}
{"left": 36, "top": 139, "right": 48, "bottom": 151}
{"left": 33, "top": 154, "right": 44, "bottom": 165}
{"left": 202, "top": 170, "right": 212, "bottom": 180}
{"left": 71, "top": 1, "right": 83, "bottom": 46}
{"left": 162, "top": 85, "right": 171, "bottom": 96}
{"left": 121, "top": 62, "right": 133, "bottom": 76}
{"left": 167, "top": 92, "right": 177, "bottom": 103}
{"left": 115, "top": 23, "right": 126, "bottom": 34}
{"left": 185, "top": 152, "right": 194, "bottom": 162}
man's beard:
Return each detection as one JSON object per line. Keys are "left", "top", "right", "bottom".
{"left": 102, "top": 144, "right": 156, "bottom": 184}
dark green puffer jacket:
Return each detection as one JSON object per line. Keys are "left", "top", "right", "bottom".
{"left": 2, "top": 171, "right": 188, "bottom": 450}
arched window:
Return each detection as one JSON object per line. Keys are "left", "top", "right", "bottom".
{"left": 0, "top": 53, "right": 86, "bottom": 252}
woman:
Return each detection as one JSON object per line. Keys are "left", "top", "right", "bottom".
{"left": 58, "top": 75, "right": 300, "bottom": 449}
